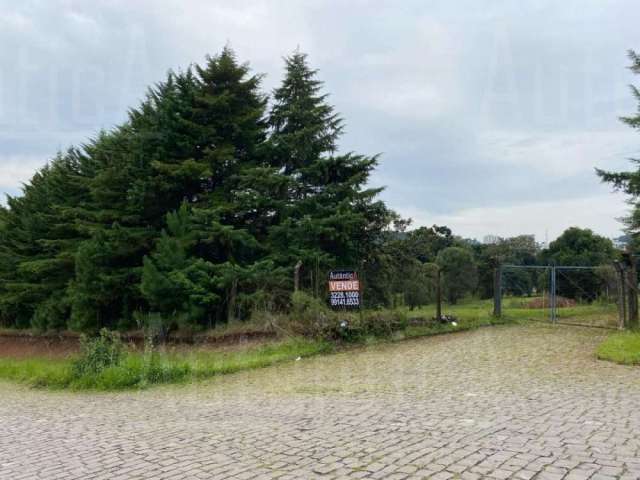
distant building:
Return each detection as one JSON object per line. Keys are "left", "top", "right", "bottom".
{"left": 483, "top": 235, "right": 500, "bottom": 245}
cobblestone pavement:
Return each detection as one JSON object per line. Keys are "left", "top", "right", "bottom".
{"left": 1, "top": 324, "right": 640, "bottom": 480}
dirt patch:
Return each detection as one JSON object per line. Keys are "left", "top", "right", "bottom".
{"left": 526, "top": 296, "right": 576, "bottom": 309}
{"left": 0, "top": 329, "right": 279, "bottom": 359}
{"left": 0, "top": 335, "right": 79, "bottom": 359}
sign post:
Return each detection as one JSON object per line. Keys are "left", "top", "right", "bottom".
{"left": 328, "top": 270, "right": 361, "bottom": 309}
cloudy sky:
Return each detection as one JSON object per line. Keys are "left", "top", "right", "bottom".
{"left": 1, "top": 0, "right": 639, "bottom": 242}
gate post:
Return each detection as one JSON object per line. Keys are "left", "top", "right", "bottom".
{"left": 614, "top": 261, "right": 627, "bottom": 329}
{"left": 436, "top": 267, "right": 442, "bottom": 321}
{"left": 550, "top": 266, "right": 557, "bottom": 323}
{"left": 493, "top": 263, "right": 502, "bottom": 318}
{"left": 624, "top": 252, "right": 639, "bottom": 329}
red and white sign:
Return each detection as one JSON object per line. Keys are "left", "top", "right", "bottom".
{"left": 328, "top": 270, "right": 361, "bottom": 309}
{"left": 329, "top": 280, "right": 360, "bottom": 292}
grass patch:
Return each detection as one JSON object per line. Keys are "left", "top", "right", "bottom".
{"left": 0, "top": 337, "right": 332, "bottom": 391}
{"left": 597, "top": 331, "right": 640, "bottom": 365}
{"left": 405, "top": 314, "right": 513, "bottom": 339}
{"left": 409, "top": 297, "right": 619, "bottom": 327}
{"left": 0, "top": 297, "right": 620, "bottom": 391}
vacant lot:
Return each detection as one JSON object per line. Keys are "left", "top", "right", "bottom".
{"left": 1, "top": 324, "right": 639, "bottom": 480}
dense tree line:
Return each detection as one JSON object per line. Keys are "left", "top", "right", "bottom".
{"left": 0, "top": 48, "right": 392, "bottom": 332}
{"left": 367, "top": 225, "right": 617, "bottom": 309}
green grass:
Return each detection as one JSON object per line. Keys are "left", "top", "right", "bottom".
{"left": 0, "top": 337, "right": 333, "bottom": 391}
{"left": 408, "top": 297, "right": 619, "bottom": 327}
{"left": 597, "top": 331, "right": 640, "bottom": 365}
{"left": 0, "top": 297, "right": 622, "bottom": 391}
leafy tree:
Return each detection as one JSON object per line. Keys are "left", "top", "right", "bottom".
{"left": 541, "top": 227, "right": 615, "bottom": 267}
{"left": 472, "top": 235, "right": 539, "bottom": 299}
{"left": 405, "top": 225, "right": 454, "bottom": 263}
{"left": 404, "top": 262, "right": 439, "bottom": 309}
{"left": 540, "top": 227, "right": 616, "bottom": 300}
{"left": 436, "top": 247, "right": 478, "bottom": 304}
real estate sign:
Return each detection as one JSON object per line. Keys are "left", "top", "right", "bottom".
{"left": 328, "top": 270, "right": 361, "bottom": 309}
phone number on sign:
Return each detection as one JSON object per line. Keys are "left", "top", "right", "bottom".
{"left": 330, "top": 291, "right": 360, "bottom": 306}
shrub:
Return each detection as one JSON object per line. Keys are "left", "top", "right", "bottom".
{"left": 288, "top": 291, "right": 332, "bottom": 337}
{"left": 72, "top": 329, "right": 124, "bottom": 377}
{"left": 330, "top": 309, "right": 409, "bottom": 342}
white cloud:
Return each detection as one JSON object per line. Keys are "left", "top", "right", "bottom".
{"left": 479, "top": 129, "right": 637, "bottom": 177}
{"left": 0, "top": 0, "right": 638, "bottom": 239}
{"left": 0, "top": 155, "right": 48, "bottom": 191}
{"left": 399, "top": 191, "right": 629, "bottom": 241}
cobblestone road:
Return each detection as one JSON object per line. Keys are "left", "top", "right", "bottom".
{"left": 1, "top": 324, "right": 640, "bottom": 480}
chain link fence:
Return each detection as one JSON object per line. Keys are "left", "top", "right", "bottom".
{"left": 498, "top": 264, "right": 624, "bottom": 329}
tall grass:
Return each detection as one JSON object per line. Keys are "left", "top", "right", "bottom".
{"left": 0, "top": 338, "right": 332, "bottom": 391}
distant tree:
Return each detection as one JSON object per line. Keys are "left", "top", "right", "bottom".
{"left": 540, "top": 227, "right": 617, "bottom": 300}
{"left": 404, "top": 225, "right": 454, "bottom": 263}
{"left": 541, "top": 227, "right": 615, "bottom": 267}
{"left": 436, "top": 247, "right": 477, "bottom": 304}
{"left": 597, "top": 50, "right": 640, "bottom": 242}
{"left": 472, "top": 235, "right": 539, "bottom": 299}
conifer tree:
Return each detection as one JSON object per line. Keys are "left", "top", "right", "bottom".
{"left": 598, "top": 50, "right": 640, "bottom": 238}
{"left": 141, "top": 48, "right": 277, "bottom": 326}
{"left": 0, "top": 150, "right": 88, "bottom": 329}
{"left": 268, "top": 51, "right": 392, "bottom": 284}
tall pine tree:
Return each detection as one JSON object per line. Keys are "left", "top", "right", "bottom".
{"left": 0, "top": 150, "right": 88, "bottom": 329}
{"left": 141, "top": 48, "right": 279, "bottom": 327}
{"left": 598, "top": 50, "right": 640, "bottom": 240}
{"left": 267, "top": 51, "right": 392, "bottom": 288}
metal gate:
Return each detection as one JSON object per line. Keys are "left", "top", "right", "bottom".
{"left": 496, "top": 264, "right": 625, "bottom": 329}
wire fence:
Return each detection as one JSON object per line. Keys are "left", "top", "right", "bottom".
{"left": 499, "top": 264, "right": 623, "bottom": 329}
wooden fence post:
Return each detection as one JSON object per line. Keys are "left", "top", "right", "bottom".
{"left": 614, "top": 261, "right": 627, "bottom": 329}
{"left": 493, "top": 263, "right": 502, "bottom": 317}
{"left": 294, "top": 260, "right": 302, "bottom": 292}
{"left": 626, "top": 252, "right": 639, "bottom": 329}
{"left": 436, "top": 267, "right": 442, "bottom": 321}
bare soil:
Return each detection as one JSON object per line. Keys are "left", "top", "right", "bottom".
{"left": 0, "top": 329, "right": 278, "bottom": 359}
{"left": 0, "top": 335, "right": 79, "bottom": 359}
{"left": 526, "top": 296, "right": 576, "bottom": 309}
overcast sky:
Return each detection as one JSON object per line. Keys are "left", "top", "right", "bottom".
{"left": 1, "top": 0, "right": 639, "bottom": 242}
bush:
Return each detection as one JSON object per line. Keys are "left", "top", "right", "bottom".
{"left": 330, "top": 309, "right": 409, "bottom": 342}
{"left": 287, "top": 291, "right": 332, "bottom": 337}
{"left": 72, "top": 329, "right": 124, "bottom": 377}
{"left": 286, "top": 291, "right": 409, "bottom": 342}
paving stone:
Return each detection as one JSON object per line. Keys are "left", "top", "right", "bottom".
{"left": 1, "top": 324, "right": 639, "bottom": 480}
